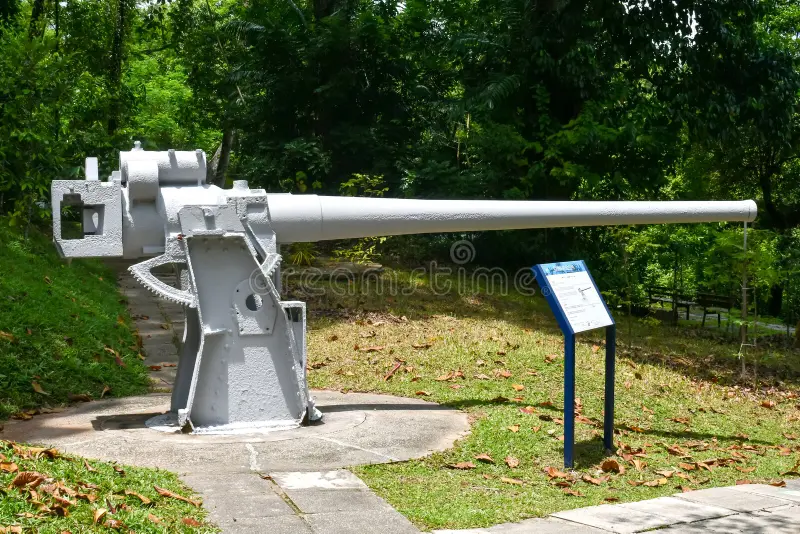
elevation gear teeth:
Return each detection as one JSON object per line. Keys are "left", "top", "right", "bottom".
{"left": 128, "top": 239, "right": 196, "bottom": 307}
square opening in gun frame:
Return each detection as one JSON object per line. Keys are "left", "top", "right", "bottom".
{"left": 59, "top": 193, "right": 106, "bottom": 239}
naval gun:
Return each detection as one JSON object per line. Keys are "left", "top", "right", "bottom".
{"left": 51, "top": 144, "right": 757, "bottom": 433}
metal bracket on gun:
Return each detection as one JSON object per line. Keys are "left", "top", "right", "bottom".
{"left": 128, "top": 239, "right": 196, "bottom": 307}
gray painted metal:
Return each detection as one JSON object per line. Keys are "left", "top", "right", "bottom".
{"left": 51, "top": 144, "right": 758, "bottom": 432}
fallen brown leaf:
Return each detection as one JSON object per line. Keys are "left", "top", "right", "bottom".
{"left": 182, "top": 518, "right": 202, "bottom": 527}
{"left": 512, "top": 384, "right": 524, "bottom": 392}
{"left": 563, "top": 488, "right": 583, "bottom": 497}
{"left": 507, "top": 425, "right": 520, "bottom": 433}
{"left": 92, "top": 508, "right": 107, "bottom": 525}
{"left": 415, "top": 391, "right": 430, "bottom": 396}
{"left": 153, "top": 485, "right": 201, "bottom": 507}
{"left": 643, "top": 477, "right": 669, "bottom": 487}
{"left": 383, "top": 361, "right": 402, "bottom": 381}
{"left": 501, "top": 477, "right": 523, "bottom": 485}
{"left": 124, "top": 490, "right": 152, "bottom": 505}
{"left": 11, "top": 472, "right": 45, "bottom": 488}
{"left": 505, "top": 456, "right": 520, "bottom": 468}
{"left": 475, "top": 453, "right": 495, "bottom": 464}
{"left": 582, "top": 475, "right": 608, "bottom": 486}
{"left": 543, "top": 466, "right": 570, "bottom": 479}
{"left": 447, "top": 462, "right": 476, "bottom": 470}
{"left": 601, "top": 459, "right": 625, "bottom": 474}
{"left": 31, "top": 381, "right": 48, "bottom": 396}
{"left": 0, "top": 462, "right": 18, "bottom": 473}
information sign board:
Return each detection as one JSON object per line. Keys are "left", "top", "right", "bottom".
{"left": 539, "top": 261, "right": 613, "bottom": 333}
{"left": 533, "top": 260, "right": 616, "bottom": 468}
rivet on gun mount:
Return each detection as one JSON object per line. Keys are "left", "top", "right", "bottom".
{"left": 51, "top": 143, "right": 758, "bottom": 434}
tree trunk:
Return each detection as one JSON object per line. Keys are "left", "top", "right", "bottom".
{"left": 28, "top": 0, "right": 45, "bottom": 40}
{"left": 767, "top": 283, "right": 783, "bottom": 318}
{"left": 108, "top": 0, "right": 130, "bottom": 135}
{"left": 213, "top": 127, "right": 234, "bottom": 187}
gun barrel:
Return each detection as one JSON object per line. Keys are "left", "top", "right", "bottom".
{"left": 267, "top": 196, "right": 757, "bottom": 243}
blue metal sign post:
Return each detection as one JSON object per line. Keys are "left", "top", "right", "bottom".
{"left": 533, "top": 261, "right": 616, "bottom": 468}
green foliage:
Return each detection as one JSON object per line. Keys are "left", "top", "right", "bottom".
{"left": 1, "top": 0, "right": 800, "bottom": 321}
{"left": 287, "top": 242, "right": 318, "bottom": 266}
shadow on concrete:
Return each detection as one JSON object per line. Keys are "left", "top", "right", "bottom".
{"left": 318, "top": 402, "right": 452, "bottom": 413}
{"left": 91, "top": 412, "right": 164, "bottom": 431}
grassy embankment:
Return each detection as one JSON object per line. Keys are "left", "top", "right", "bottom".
{"left": 0, "top": 219, "right": 214, "bottom": 532}
{"left": 297, "top": 266, "right": 800, "bottom": 531}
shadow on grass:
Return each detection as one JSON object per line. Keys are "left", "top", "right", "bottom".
{"left": 572, "top": 437, "right": 611, "bottom": 469}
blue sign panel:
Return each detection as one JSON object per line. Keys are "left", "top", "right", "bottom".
{"left": 533, "top": 261, "right": 616, "bottom": 468}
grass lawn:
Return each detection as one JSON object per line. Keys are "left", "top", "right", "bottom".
{"left": 298, "top": 266, "right": 800, "bottom": 531}
{"left": 0, "top": 439, "right": 215, "bottom": 533}
{"left": 0, "top": 218, "right": 150, "bottom": 420}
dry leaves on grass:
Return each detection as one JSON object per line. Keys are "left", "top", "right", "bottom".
{"left": 507, "top": 425, "right": 520, "bottom": 433}
{"left": 501, "top": 477, "right": 523, "bottom": 486}
{"left": 92, "top": 508, "right": 107, "bottom": 524}
{"left": 153, "top": 485, "right": 201, "bottom": 507}
{"left": 601, "top": 459, "right": 625, "bottom": 474}
{"left": 0, "top": 462, "right": 18, "bottom": 473}
{"left": 511, "top": 384, "right": 524, "bottom": 392}
{"left": 447, "top": 462, "right": 476, "bottom": 470}
{"left": 124, "top": 490, "right": 151, "bottom": 505}
{"left": 543, "top": 466, "right": 571, "bottom": 480}
{"left": 563, "top": 488, "right": 583, "bottom": 497}
{"left": 505, "top": 456, "right": 520, "bottom": 468}
{"left": 31, "top": 381, "right": 48, "bottom": 395}
{"left": 582, "top": 475, "right": 609, "bottom": 486}
{"left": 358, "top": 346, "right": 385, "bottom": 353}
{"left": 11, "top": 471, "right": 45, "bottom": 488}
{"left": 475, "top": 453, "right": 495, "bottom": 464}
{"left": 182, "top": 518, "right": 202, "bottom": 527}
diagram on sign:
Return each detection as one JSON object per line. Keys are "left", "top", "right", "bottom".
{"left": 540, "top": 261, "right": 613, "bottom": 333}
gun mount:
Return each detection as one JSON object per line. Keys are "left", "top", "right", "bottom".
{"left": 51, "top": 144, "right": 757, "bottom": 433}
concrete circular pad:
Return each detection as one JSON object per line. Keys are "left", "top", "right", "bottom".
{"left": 0, "top": 390, "right": 469, "bottom": 473}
